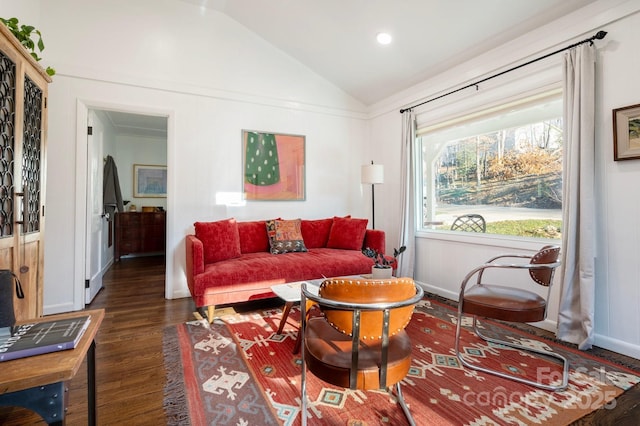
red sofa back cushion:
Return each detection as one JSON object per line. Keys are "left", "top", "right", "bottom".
{"left": 194, "top": 218, "right": 241, "bottom": 263}
{"left": 326, "top": 217, "right": 368, "bottom": 250}
{"left": 237, "top": 220, "right": 270, "bottom": 254}
{"left": 301, "top": 218, "right": 334, "bottom": 248}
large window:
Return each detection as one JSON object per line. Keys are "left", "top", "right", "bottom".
{"left": 419, "top": 92, "right": 562, "bottom": 239}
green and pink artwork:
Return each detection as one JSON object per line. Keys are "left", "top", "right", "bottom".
{"left": 243, "top": 130, "right": 305, "bottom": 200}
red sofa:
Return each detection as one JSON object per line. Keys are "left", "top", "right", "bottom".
{"left": 185, "top": 216, "right": 385, "bottom": 320}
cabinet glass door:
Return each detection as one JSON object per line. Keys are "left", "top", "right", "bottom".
{"left": 0, "top": 35, "right": 49, "bottom": 320}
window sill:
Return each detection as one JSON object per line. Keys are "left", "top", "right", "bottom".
{"left": 415, "top": 229, "right": 560, "bottom": 251}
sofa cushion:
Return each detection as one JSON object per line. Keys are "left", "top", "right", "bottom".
{"left": 193, "top": 248, "right": 375, "bottom": 297}
{"left": 266, "top": 219, "right": 308, "bottom": 254}
{"left": 326, "top": 216, "right": 368, "bottom": 250}
{"left": 194, "top": 218, "right": 241, "bottom": 263}
{"left": 237, "top": 220, "right": 271, "bottom": 254}
{"left": 301, "top": 218, "right": 334, "bottom": 248}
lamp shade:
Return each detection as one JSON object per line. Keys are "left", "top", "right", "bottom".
{"left": 361, "top": 164, "right": 384, "bottom": 184}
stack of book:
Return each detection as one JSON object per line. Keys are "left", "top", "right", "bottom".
{"left": 0, "top": 315, "right": 91, "bottom": 361}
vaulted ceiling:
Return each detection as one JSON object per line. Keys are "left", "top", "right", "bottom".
{"left": 180, "top": 0, "right": 598, "bottom": 105}
{"left": 105, "top": 0, "right": 600, "bottom": 134}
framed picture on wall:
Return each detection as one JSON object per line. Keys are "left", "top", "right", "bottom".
{"left": 242, "top": 130, "right": 306, "bottom": 201}
{"left": 613, "top": 103, "right": 640, "bottom": 161}
{"left": 133, "top": 164, "right": 167, "bottom": 197}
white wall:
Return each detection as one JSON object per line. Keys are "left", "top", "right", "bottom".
{"left": 368, "top": 0, "right": 640, "bottom": 359}
{"left": 115, "top": 133, "right": 167, "bottom": 211}
{"left": 594, "top": 8, "right": 640, "bottom": 357}
{"left": 0, "top": 0, "right": 370, "bottom": 313}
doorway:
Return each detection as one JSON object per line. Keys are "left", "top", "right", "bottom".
{"left": 84, "top": 108, "right": 168, "bottom": 304}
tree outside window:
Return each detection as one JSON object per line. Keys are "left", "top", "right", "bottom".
{"left": 420, "top": 95, "right": 562, "bottom": 239}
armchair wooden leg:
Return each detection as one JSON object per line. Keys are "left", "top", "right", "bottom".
{"left": 194, "top": 306, "right": 216, "bottom": 322}
{"left": 277, "top": 301, "right": 294, "bottom": 334}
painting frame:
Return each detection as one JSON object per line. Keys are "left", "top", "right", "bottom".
{"left": 613, "top": 103, "right": 640, "bottom": 161}
{"left": 133, "top": 164, "right": 167, "bottom": 198}
{"left": 242, "top": 130, "right": 306, "bottom": 201}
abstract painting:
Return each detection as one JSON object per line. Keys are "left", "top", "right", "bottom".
{"left": 242, "top": 130, "right": 305, "bottom": 200}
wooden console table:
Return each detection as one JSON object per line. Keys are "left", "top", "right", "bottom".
{"left": 0, "top": 309, "right": 105, "bottom": 425}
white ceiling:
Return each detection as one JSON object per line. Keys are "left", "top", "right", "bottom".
{"left": 101, "top": 110, "right": 167, "bottom": 137}
{"left": 106, "top": 0, "right": 600, "bottom": 134}
{"left": 181, "top": 0, "right": 599, "bottom": 106}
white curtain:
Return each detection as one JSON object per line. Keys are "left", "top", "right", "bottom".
{"left": 397, "top": 110, "right": 417, "bottom": 278}
{"left": 557, "top": 43, "right": 596, "bottom": 350}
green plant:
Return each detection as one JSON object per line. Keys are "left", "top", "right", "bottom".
{"left": 362, "top": 246, "right": 406, "bottom": 268}
{"left": 1, "top": 17, "right": 55, "bottom": 76}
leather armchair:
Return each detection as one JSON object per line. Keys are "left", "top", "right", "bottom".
{"left": 454, "top": 245, "right": 568, "bottom": 391}
{"left": 300, "top": 277, "right": 423, "bottom": 425}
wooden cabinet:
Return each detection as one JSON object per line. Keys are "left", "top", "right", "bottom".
{"left": 115, "top": 212, "right": 166, "bottom": 261}
{"left": 0, "top": 25, "right": 51, "bottom": 321}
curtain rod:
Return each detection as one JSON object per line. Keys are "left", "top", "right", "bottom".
{"left": 399, "top": 30, "right": 607, "bottom": 114}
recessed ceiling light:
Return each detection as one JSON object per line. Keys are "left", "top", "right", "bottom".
{"left": 376, "top": 32, "right": 392, "bottom": 45}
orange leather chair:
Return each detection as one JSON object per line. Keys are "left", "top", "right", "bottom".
{"left": 454, "top": 245, "right": 568, "bottom": 391}
{"left": 300, "top": 277, "right": 423, "bottom": 425}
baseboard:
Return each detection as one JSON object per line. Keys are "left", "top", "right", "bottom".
{"left": 415, "top": 280, "right": 458, "bottom": 301}
{"left": 43, "top": 302, "right": 77, "bottom": 315}
{"left": 170, "top": 289, "right": 192, "bottom": 299}
{"left": 595, "top": 334, "right": 640, "bottom": 360}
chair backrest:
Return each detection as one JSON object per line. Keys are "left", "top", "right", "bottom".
{"left": 451, "top": 214, "right": 486, "bottom": 232}
{"left": 318, "top": 277, "right": 416, "bottom": 340}
{"left": 529, "top": 245, "right": 561, "bottom": 286}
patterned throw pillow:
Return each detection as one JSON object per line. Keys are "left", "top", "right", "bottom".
{"left": 266, "top": 219, "right": 308, "bottom": 254}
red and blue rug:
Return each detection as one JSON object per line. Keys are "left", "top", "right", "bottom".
{"left": 164, "top": 299, "right": 639, "bottom": 425}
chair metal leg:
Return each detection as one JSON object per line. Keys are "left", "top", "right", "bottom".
{"left": 301, "top": 365, "right": 308, "bottom": 426}
{"left": 455, "top": 315, "right": 569, "bottom": 391}
{"left": 300, "top": 295, "right": 308, "bottom": 426}
{"left": 393, "top": 382, "right": 416, "bottom": 426}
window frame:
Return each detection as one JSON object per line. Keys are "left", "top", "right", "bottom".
{"left": 414, "top": 79, "right": 563, "bottom": 245}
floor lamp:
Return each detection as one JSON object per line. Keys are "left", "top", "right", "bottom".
{"left": 361, "top": 161, "right": 384, "bottom": 229}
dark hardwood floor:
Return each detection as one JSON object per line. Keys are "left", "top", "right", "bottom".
{"left": 0, "top": 255, "right": 192, "bottom": 425}
{"left": 0, "top": 255, "right": 638, "bottom": 425}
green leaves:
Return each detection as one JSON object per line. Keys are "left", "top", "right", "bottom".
{"left": 362, "top": 246, "right": 406, "bottom": 267}
{"left": 0, "top": 17, "right": 19, "bottom": 28}
{"left": 1, "top": 17, "right": 55, "bottom": 76}
{"left": 393, "top": 246, "right": 406, "bottom": 258}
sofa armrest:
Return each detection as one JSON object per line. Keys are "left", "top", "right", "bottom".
{"left": 185, "top": 234, "right": 205, "bottom": 296}
{"left": 363, "top": 229, "right": 385, "bottom": 254}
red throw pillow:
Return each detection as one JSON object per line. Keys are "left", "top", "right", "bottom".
{"left": 326, "top": 216, "right": 368, "bottom": 250}
{"left": 237, "top": 220, "right": 271, "bottom": 253}
{"left": 301, "top": 218, "right": 334, "bottom": 248}
{"left": 194, "top": 218, "right": 241, "bottom": 263}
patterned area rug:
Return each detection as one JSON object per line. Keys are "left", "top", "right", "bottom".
{"left": 163, "top": 299, "right": 639, "bottom": 425}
